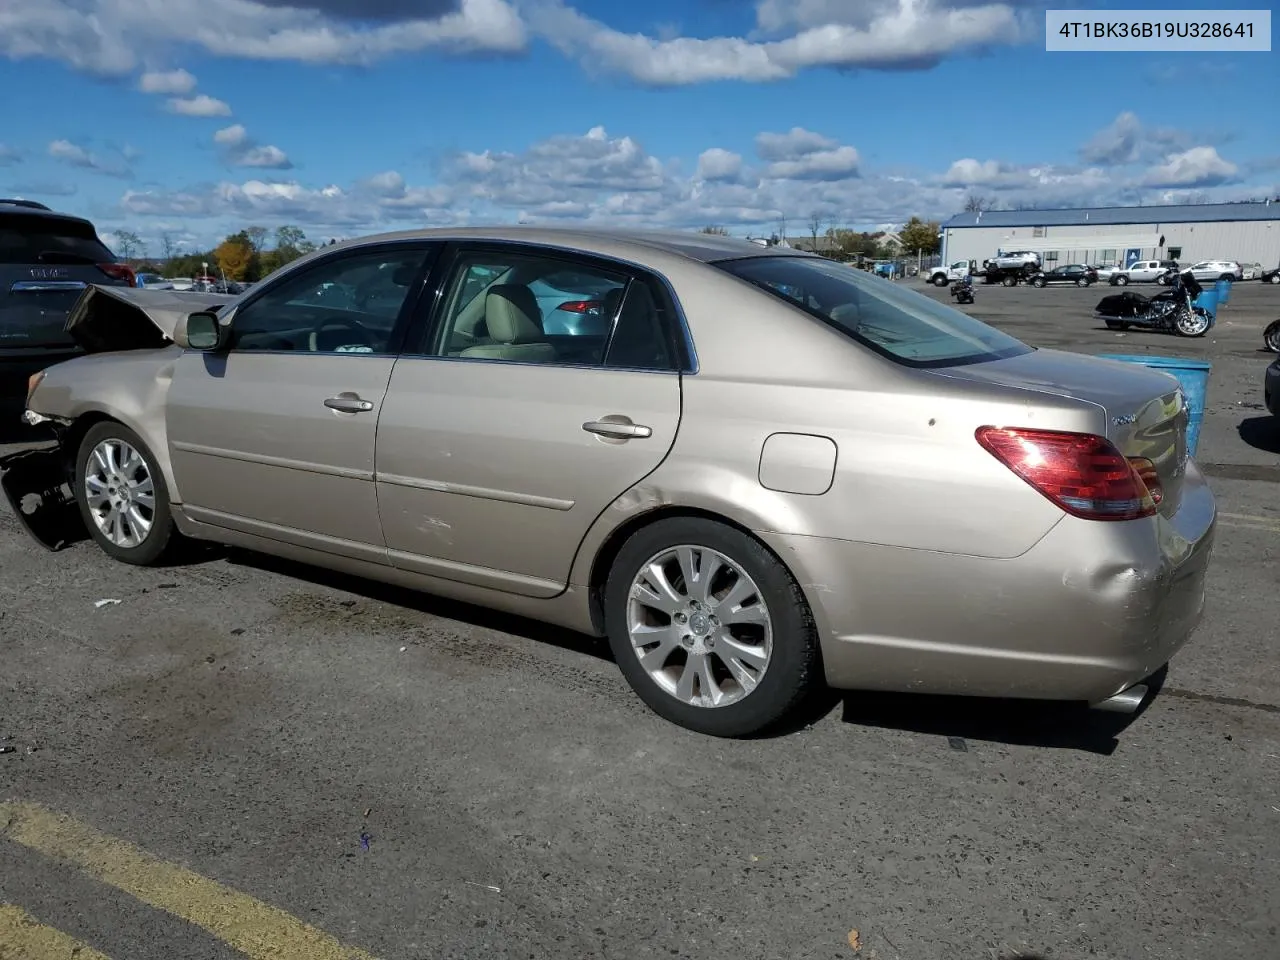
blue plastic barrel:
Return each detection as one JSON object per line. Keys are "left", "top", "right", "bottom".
{"left": 1098, "top": 354, "right": 1211, "bottom": 457}
{"left": 1193, "top": 288, "right": 1218, "bottom": 320}
{"left": 1214, "top": 278, "right": 1231, "bottom": 305}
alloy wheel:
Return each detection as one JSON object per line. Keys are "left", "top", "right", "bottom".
{"left": 626, "top": 545, "right": 773, "bottom": 709}
{"left": 84, "top": 438, "right": 156, "bottom": 548}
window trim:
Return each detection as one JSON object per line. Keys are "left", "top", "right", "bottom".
{"left": 217, "top": 239, "right": 442, "bottom": 358}
{"left": 399, "top": 239, "right": 697, "bottom": 374}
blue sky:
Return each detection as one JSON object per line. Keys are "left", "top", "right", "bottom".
{"left": 0, "top": 0, "right": 1276, "bottom": 255}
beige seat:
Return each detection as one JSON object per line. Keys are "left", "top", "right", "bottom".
{"left": 458, "top": 285, "right": 557, "bottom": 363}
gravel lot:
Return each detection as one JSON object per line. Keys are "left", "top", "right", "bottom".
{"left": 2, "top": 280, "right": 1278, "bottom": 960}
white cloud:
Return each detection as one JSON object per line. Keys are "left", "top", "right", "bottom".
{"left": 1080, "top": 111, "right": 1191, "bottom": 166}
{"left": 0, "top": 143, "right": 20, "bottom": 165}
{"left": 167, "top": 94, "right": 233, "bottom": 117}
{"left": 212, "top": 125, "right": 291, "bottom": 169}
{"left": 754, "top": 127, "right": 859, "bottom": 181}
{"left": 1141, "top": 147, "right": 1239, "bottom": 188}
{"left": 47, "top": 138, "right": 133, "bottom": 177}
{"left": 105, "top": 125, "right": 1278, "bottom": 250}
{"left": 524, "top": 0, "right": 1027, "bottom": 85}
{"left": 138, "top": 68, "right": 196, "bottom": 94}
{"left": 0, "top": 0, "right": 525, "bottom": 77}
{"left": 696, "top": 148, "right": 743, "bottom": 182}
{"left": 214, "top": 124, "right": 248, "bottom": 146}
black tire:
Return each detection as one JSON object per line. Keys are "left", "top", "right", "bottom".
{"left": 1263, "top": 319, "right": 1280, "bottom": 352}
{"left": 1173, "top": 308, "right": 1209, "bottom": 338}
{"left": 1033, "top": 277, "right": 1046, "bottom": 287}
{"left": 75, "top": 421, "right": 181, "bottom": 565}
{"left": 933, "top": 274, "right": 948, "bottom": 287}
{"left": 1075, "top": 278, "right": 1087, "bottom": 287}
{"left": 1270, "top": 274, "right": 1280, "bottom": 284}
{"left": 1114, "top": 274, "right": 1129, "bottom": 285}
{"left": 1002, "top": 275, "right": 1017, "bottom": 287}
{"left": 1105, "top": 319, "right": 1130, "bottom": 331}
{"left": 1219, "top": 274, "right": 1233, "bottom": 282}
{"left": 604, "top": 517, "right": 823, "bottom": 738}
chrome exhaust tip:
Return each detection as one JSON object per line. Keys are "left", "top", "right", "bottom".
{"left": 1092, "top": 683, "right": 1149, "bottom": 714}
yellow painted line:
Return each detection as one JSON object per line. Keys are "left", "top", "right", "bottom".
{"left": 0, "top": 803, "right": 379, "bottom": 960}
{"left": 0, "top": 903, "right": 114, "bottom": 960}
{"left": 1219, "top": 511, "right": 1280, "bottom": 532}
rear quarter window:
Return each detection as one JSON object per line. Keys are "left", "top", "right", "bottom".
{"left": 0, "top": 214, "right": 114, "bottom": 265}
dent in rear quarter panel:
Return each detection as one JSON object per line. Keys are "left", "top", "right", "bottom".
{"left": 29, "top": 346, "right": 183, "bottom": 501}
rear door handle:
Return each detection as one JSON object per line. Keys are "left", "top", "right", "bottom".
{"left": 583, "top": 418, "right": 652, "bottom": 439}
{"left": 324, "top": 395, "right": 375, "bottom": 413}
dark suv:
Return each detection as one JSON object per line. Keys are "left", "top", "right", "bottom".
{"left": 1, "top": 199, "right": 135, "bottom": 425}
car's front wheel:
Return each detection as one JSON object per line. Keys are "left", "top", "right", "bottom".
{"left": 1114, "top": 275, "right": 1129, "bottom": 285}
{"left": 933, "top": 274, "right": 948, "bottom": 287}
{"left": 604, "top": 517, "right": 822, "bottom": 738}
{"left": 75, "top": 421, "right": 180, "bottom": 565}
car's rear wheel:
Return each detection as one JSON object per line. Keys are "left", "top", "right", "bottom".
{"left": 1270, "top": 274, "right": 1280, "bottom": 284}
{"left": 1002, "top": 275, "right": 1017, "bottom": 287}
{"left": 1075, "top": 278, "right": 1088, "bottom": 287}
{"left": 1263, "top": 319, "right": 1280, "bottom": 352}
{"left": 75, "top": 422, "right": 180, "bottom": 565}
{"left": 604, "top": 518, "right": 822, "bottom": 738}
{"left": 1219, "top": 274, "right": 1234, "bottom": 281}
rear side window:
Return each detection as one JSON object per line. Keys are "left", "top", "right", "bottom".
{"left": 0, "top": 214, "right": 114, "bottom": 265}
{"left": 717, "top": 255, "right": 1031, "bottom": 368}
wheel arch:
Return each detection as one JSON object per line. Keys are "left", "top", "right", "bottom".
{"left": 581, "top": 504, "right": 808, "bottom": 637}
{"left": 60, "top": 406, "right": 179, "bottom": 504}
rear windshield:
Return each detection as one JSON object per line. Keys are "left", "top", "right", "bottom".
{"left": 716, "top": 255, "right": 1032, "bottom": 368}
{"left": 0, "top": 213, "right": 114, "bottom": 265}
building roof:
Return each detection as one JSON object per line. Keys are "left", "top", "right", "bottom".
{"left": 943, "top": 200, "right": 1279, "bottom": 229}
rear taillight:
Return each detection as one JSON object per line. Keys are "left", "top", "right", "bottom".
{"left": 975, "top": 426, "right": 1158, "bottom": 521}
{"left": 97, "top": 262, "right": 136, "bottom": 286}
{"left": 555, "top": 300, "right": 601, "bottom": 313}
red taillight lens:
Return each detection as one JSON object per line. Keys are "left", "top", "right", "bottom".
{"left": 1127, "top": 457, "right": 1162, "bottom": 505}
{"left": 975, "top": 426, "right": 1158, "bottom": 521}
{"left": 97, "top": 262, "right": 136, "bottom": 286}
{"left": 555, "top": 299, "right": 601, "bottom": 313}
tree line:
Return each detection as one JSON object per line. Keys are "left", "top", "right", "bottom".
{"left": 701, "top": 213, "right": 943, "bottom": 259}
{"left": 109, "top": 225, "right": 330, "bottom": 282}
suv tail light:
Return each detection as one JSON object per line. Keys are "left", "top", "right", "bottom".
{"left": 97, "top": 262, "right": 136, "bottom": 286}
{"left": 976, "top": 426, "right": 1159, "bottom": 521}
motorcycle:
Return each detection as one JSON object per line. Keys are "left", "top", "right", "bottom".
{"left": 1265, "top": 318, "right": 1280, "bottom": 353}
{"left": 1094, "top": 269, "right": 1211, "bottom": 337}
{"left": 950, "top": 275, "right": 975, "bottom": 304}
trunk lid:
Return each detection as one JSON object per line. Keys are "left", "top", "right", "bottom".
{"left": 935, "top": 348, "right": 1189, "bottom": 515}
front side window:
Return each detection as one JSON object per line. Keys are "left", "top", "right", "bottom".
{"left": 716, "top": 255, "right": 1030, "bottom": 368}
{"left": 228, "top": 246, "right": 430, "bottom": 353}
{"left": 431, "top": 249, "right": 676, "bottom": 370}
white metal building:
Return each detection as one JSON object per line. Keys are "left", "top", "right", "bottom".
{"left": 940, "top": 200, "right": 1280, "bottom": 271}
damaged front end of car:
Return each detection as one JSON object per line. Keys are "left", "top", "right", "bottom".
{"left": 1, "top": 283, "right": 234, "bottom": 551}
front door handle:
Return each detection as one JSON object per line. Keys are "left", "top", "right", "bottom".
{"left": 324, "top": 395, "right": 374, "bottom": 413}
{"left": 583, "top": 418, "right": 652, "bottom": 440}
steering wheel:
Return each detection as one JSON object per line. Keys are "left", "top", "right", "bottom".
{"left": 307, "top": 318, "right": 374, "bottom": 353}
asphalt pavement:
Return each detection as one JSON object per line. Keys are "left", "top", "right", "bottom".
{"left": 2, "top": 280, "right": 1278, "bottom": 960}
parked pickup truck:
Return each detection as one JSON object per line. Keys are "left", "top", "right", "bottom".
{"left": 1109, "top": 259, "right": 1178, "bottom": 285}
{"left": 924, "top": 260, "right": 973, "bottom": 286}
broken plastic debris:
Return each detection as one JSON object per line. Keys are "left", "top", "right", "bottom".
{"left": 465, "top": 881, "right": 502, "bottom": 893}
{"left": 360, "top": 831, "right": 371, "bottom": 851}
{"left": 94, "top": 598, "right": 122, "bottom": 608}
{"left": 0, "top": 737, "right": 14, "bottom": 756}
{"left": 847, "top": 928, "right": 861, "bottom": 952}
{"left": 399, "top": 646, "right": 408, "bottom": 653}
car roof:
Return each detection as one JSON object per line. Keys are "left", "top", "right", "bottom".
{"left": 0, "top": 199, "right": 98, "bottom": 230}
{"left": 326, "top": 225, "right": 815, "bottom": 265}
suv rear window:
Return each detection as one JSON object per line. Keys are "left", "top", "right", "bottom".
{"left": 0, "top": 213, "right": 115, "bottom": 265}
{"left": 716, "top": 255, "right": 1032, "bottom": 368}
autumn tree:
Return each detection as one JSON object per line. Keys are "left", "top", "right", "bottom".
{"left": 214, "top": 233, "right": 254, "bottom": 282}
{"left": 897, "top": 216, "right": 941, "bottom": 255}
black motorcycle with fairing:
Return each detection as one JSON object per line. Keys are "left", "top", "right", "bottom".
{"left": 1094, "top": 269, "right": 1211, "bottom": 337}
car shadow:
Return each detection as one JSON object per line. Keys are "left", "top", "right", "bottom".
{"left": 223, "top": 547, "right": 615, "bottom": 664}
{"left": 1238, "top": 415, "right": 1280, "bottom": 455}
{"left": 837, "top": 666, "right": 1167, "bottom": 756}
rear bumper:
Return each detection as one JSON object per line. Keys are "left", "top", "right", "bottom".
{"left": 762, "top": 462, "right": 1217, "bottom": 704}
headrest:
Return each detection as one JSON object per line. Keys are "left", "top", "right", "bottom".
{"left": 602, "top": 286, "right": 625, "bottom": 322}
{"left": 485, "top": 285, "right": 544, "bottom": 343}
